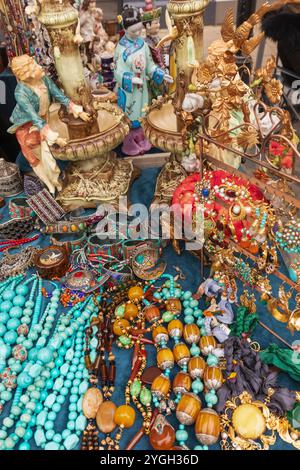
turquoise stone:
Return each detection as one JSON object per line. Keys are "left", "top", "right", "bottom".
{"left": 29, "top": 364, "right": 43, "bottom": 378}
{"left": 13, "top": 295, "right": 26, "bottom": 307}
{"left": 79, "top": 381, "right": 88, "bottom": 395}
{"left": 36, "top": 410, "right": 47, "bottom": 426}
{"left": 17, "top": 372, "right": 33, "bottom": 388}
{"left": 0, "top": 344, "right": 11, "bottom": 359}
{"left": 53, "top": 377, "right": 64, "bottom": 391}
{"left": 77, "top": 397, "right": 82, "bottom": 413}
{"left": 60, "top": 363, "right": 69, "bottom": 376}
{"left": 0, "top": 312, "right": 9, "bottom": 323}
{"left": 0, "top": 301, "right": 12, "bottom": 312}
{"left": 44, "top": 393, "right": 56, "bottom": 408}
{"left": 34, "top": 429, "right": 46, "bottom": 447}
{"left": 9, "top": 307, "right": 23, "bottom": 319}
{"left": 2, "top": 290, "right": 15, "bottom": 301}
{"left": 45, "top": 442, "right": 60, "bottom": 450}
{"left": 75, "top": 415, "right": 87, "bottom": 431}
{"left": 184, "top": 315, "right": 194, "bottom": 324}
{"left": 206, "top": 354, "right": 219, "bottom": 366}
{"left": 16, "top": 285, "right": 29, "bottom": 296}
{"left": 64, "top": 434, "right": 79, "bottom": 450}
{"left": 193, "top": 309, "right": 203, "bottom": 318}
{"left": 4, "top": 331, "right": 17, "bottom": 344}
{"left": 37, "top": 347, "right": 54, "bottom": 364}
{"left": 176, "top": 429, "right": 188, "bottom": 441}
{"left": 192, "top": 379, "right": 204, "bottom": 393}
{"left": 66, "top": 349, "right": 74, "bottom": 361}
{"left": 183, "top": 291, "right": 192, "bottom": 300}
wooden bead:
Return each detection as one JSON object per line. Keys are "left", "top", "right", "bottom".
{"left": 176, "top": 392, "right": 201, "bottom": 425}
{"left": 96, "top": 401, "right": 117, "bottom": 433}
{"left": 82, "top": 388, "right": 103, "bottom": 419}
{"left": 195, "top": 408, "right": 220, "bottom": 445}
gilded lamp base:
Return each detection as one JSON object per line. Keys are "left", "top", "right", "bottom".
{"left": 48, "top": 101, "right": 138, "bottom": 209}
{"left": 56, "top": 153, "right": 139, "bottom": 210}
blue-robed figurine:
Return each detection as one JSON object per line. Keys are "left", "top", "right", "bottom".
{"left": 114, "top": 5, "right": 173, "bottom": 156}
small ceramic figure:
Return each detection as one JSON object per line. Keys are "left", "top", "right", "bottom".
{"left": 8, "top": 55, "right": 91, "bottom": 194}
{"left": 142, "top": 0, "right": 169, "bottom": 100}
{"left": 79, "top": 0, "right": 97, "bottom": 61}
{"left": 114, "top": 5, "right": 173, "bottom": 156}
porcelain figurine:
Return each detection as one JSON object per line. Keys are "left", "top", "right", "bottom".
{"left": 142, "top": 0, "right": 169, "bottom": 100}
{"left": 114, "top": 5, "right": 173, "bottom": 156}
{"left": 8, "top": 55, "right": 91, "bottom": 194}
{"left": 79, "top": 0, "right": 97, "bottom": 61}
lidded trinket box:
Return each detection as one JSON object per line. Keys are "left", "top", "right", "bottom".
{"left": 0, "top": 158, "right": 23, "bottom": 196}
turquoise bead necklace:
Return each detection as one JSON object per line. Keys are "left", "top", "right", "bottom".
{"left": 0, "top": 295, "right": 95, "bottom": 450}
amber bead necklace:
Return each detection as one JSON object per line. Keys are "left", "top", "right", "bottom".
{"left": 81, "top": 281, "right": 138, "bottom": 450}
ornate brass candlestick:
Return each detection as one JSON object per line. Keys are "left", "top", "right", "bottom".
{"left": 143, "top": 0, "right": 209, "bottom": 204}
{"left": 37, "top": 0, "right": 136, "bottom": 209}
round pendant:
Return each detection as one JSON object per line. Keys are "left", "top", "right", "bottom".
{"left": 232, "top": 404, "right": 266, "bottom": 440}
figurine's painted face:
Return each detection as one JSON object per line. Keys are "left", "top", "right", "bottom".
{"left": 11, "top": 55, "right": 45, "bottom": 82}
{"left": 146, "top": 18, "right": 160, "bottom": 37}
{"left": 126, "top": 22, "right": 143, "bottom": 40}
{"left": 30, "top": 60, "right": 45, "bottom": 81}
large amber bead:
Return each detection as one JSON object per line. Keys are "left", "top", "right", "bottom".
{"left": 167, "top": 319, "right": 183, "bottom": 338}
{"left": 114, "top": 404, "right": 136, "bottom": 428}
{"left": 144, "top": 305, "right": 161, "bottom": 323}
{"left": 232, "top": 404, "right": 266, "bottom": 439}
{"left": 188, "top": 356, "right": 206, "bottom": 379}
{"left": 157, "top": 348, "right": 174, "bottom": 370}
{"left": 149, "top": 414, "right": 176, "bottom": 450}
{"left": 113, "top": 319, "right": 130, "bottom": 336}
{"left": 173, "top": 372, "right": 191, "bottom": 394}
{"left": 128, "top": 285, "right": 144, "bottom": 301}
{"left": 195, "top": 408, "right": 220, "bottom": 445}
{"left": 152, "top": 325, "right": 169, "bottom": 344}
{"left": 176, "top": 392, "right": 201, "bottom": 425}
{"left": 151, "top": 374, "right": 170, "bottom": 399}
{"left": 203, "top": 366, "right": 223, "bottom": 390}
{"left": 165, "top": 298, "right": 182, "bottom": 315}
{"left": 183, "top": 324, "right": 200, "bottom": 344}
{"left": 173, "top": 342, "right": 190, "bottom": 366}
{"left": 199, "top": 335, "right": 217, "bottom": 356}
{"left": 124, "top": 303, "right": 139, "bottom": 320}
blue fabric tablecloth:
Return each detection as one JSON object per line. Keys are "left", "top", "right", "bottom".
{"left": 0, "top": 167, "right": 299, "bottom": 450}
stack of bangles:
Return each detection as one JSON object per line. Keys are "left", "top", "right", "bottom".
{"left": 0, "top": 234, "right": 40, "bottom": 252}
